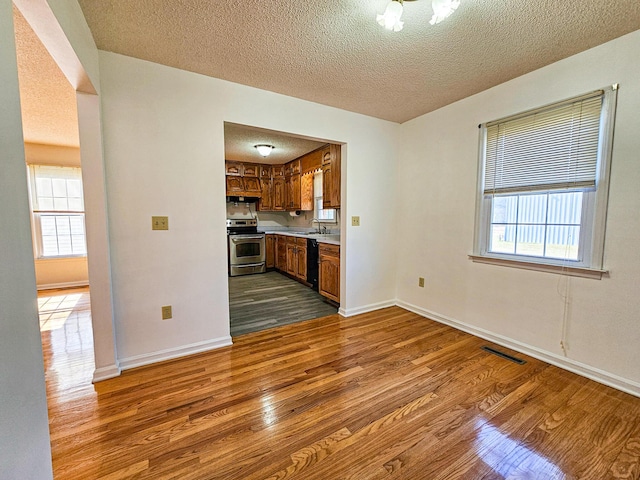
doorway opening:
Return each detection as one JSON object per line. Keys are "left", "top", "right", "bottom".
{"left": 13, "top": 6, "right": 94, "bottom": 377}
{"left": 224, "top": 122, "right": 343, "bottom": 337}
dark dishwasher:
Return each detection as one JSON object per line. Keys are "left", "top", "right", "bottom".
{"left": 307, "top": 238, "right": 319, "bottom": 291}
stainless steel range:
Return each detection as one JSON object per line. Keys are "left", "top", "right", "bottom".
{"left": 227, "top": 218, "right": 266, "bottom": 276}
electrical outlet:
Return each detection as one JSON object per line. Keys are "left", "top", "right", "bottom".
{"left": 352, "top": 216, "right": 360, "bottom": 227}
{"left": 418, "top": 277, "right": 425, "bottom": 288}
{"left": 152, "top": 216, "right": 169, "bottom": 230}
{"left": 161, "top": 305, "right": 172, "bottom": 320}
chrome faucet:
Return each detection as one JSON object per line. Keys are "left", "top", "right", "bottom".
{"left": 312, "top": 218, "right": 322, "bottom": 234}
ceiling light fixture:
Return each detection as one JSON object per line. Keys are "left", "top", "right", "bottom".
{"left": 429, "top": 0, "right": 460, "bottom": 25}
{"left": 255, "top": 144, "right": 275, "bottom": 157}
{"left": 377, "top": 0, "right": 404, "bottom": 32}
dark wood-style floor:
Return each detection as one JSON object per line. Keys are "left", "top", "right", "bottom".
{"left": 228, "top": 271, "right": 337, "bottom": 336}
{"left": 39, "top": 288, "right": 640, "bottom": 479}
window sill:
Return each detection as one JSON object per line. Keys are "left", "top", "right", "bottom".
{"left": 468, "top": 254, "right": 608, "bottom": 280}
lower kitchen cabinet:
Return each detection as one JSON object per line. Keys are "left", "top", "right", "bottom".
{"left": 276, "top": 235, "right": 287, "bottom": 270}
{"left": 319, "top": 243, "right": 340, "bottom": 303}
{"left": 266, "top": 234, "right": 275, "bottom": 268}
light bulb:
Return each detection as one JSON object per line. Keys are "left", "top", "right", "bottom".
{"left": 377, "top": 0, "right": 404, "bottom": 32}
{"left": 430, "top": 0, "right": 460, "bottom": 25}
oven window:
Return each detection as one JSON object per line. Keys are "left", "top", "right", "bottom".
{"left": 236, "top": 243, "right": 261, "bottom": 258}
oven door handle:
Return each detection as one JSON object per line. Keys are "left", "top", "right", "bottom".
{"left": 231, "top": 236, "right": 264, "bottom": 242}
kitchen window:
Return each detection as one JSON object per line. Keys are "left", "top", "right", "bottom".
{"left": 472, "top": 86, "right": 618, "bottom": 278}
{"left": 29, "top": 165, "right": 87, "bottom": 258}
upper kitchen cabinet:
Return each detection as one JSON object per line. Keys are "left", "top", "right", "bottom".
{"left": 322, "top": 144, "right": 341, "bottom": 209}
{"left": 225, "top": 161, "right": 243, "bottom": 176}
{"left": 225, "top": 160, "right": 262, "bottom": 197}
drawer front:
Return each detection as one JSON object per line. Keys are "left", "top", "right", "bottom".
{"left": 319, "top": 243, "right": 340, "bottom": 257}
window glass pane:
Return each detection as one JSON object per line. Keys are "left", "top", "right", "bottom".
{"left": 491, "top": 196, "right": 517, "bottom": 223}
{"left": 53, "top": 198, "right": 69, "bottom": 211}
{"left": 515, "top": 225, "right": 545, "bottom": 257}
{"left": 545, "top": 226, "right": 580, "bottom": 260}
{"left": 68, "top": 198, "right": 83, "bottom": 211}
{"left": 39, "top": 197, "right": 55, "bottom": 210}
{"left": 490, "top": 225, "right": 515, "bottom": 254}
{"left": 42, "top": 235, "right": 59, "bottom": 256}
{"left": 40, "top": 216, "right": 56, "bottom": 235}
{"left": 69, "top": 216, "right": 85, "bottom": 235}
{"left": 52, "top": 178, "right": 68, "bottom": 197}
{"left": 36, "top": 178, "right": 52, "bottom": 197}
{"left": 72, "top": 236, "right": 87, "bottom": 255}
{"left": 548, "top": 192, "right": 582, "bottom": 225}
{"left": 517, "top": 194, "right": 547, "bottom": 224}
{"left": 55, "top": 216, "right": 71, "bottom": 235}
{"left": 66, "top": 179, "right": 83, "bottom": 198}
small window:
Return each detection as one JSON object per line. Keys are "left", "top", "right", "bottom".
{"left": 29, "top": 165, "right": 87, "bottom": 258}
{"left": 473, "top": 86, "right": 618, "bottom": 274}
{"left": 313, "top": 172, "right": 336, "bottom": 223}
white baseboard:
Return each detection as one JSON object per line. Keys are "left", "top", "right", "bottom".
{"left": 339, "top": 299, "right": 396, "bottom": 318}
{"left": 92, "top": 363, "right": 122, "bottom": 383}
{"left": 37, "top": 280, "right": 89, "bottom": 291}
{"left": 396, "top": 300, "right": 640, "bottom": 398}
{"left": 118, "top": 336, "right": 233, "bottom": 371}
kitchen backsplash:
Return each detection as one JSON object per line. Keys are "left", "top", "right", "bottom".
{"left": 226, "top": 202, "right": 340, "bottom": 231}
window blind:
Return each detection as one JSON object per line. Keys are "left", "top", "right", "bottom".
{"left": 30, "top": 165, "right": 84, "bottom": 212}
{"left": 484, "top": 91, "right": 604, "bottom": 195}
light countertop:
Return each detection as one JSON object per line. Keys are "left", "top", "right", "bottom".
{"left": 261, "top": 230, "right": 340, "bottom": 246}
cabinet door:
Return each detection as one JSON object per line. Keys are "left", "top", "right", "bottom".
{"left": 321, "top": 146, "right": 331, "bottom": 165}
{"left": 260, "top": 165, "right": 271, "bottom": 178}
{"left": 243, "top": 164, "right": 259, "bottom": 177}
{"left": 225, "top": 161, "right": 243, "bottom": 176}
{"left": 319, "top": 244, "right": 340, "bottom": 303}
{"left": 301, "top": 173, "right": 313, "bottom": 211}
{"left": 272, "top": 177, "right": 285, "bottom": 211}
{"left": 322, "top": 164, "right": 332, "bottom": 208}
{"left": 243, "top": 177, "right": 262, "bottom": 196}
{"left": 296, "top": 244, "right": 307, "bottom": 280}
{"left": 266, "top": 235, "right": 275, "bottom": 268}
{"left": 272, "top": 165, "right": 285, "bottom": 177}
{"left": 329, "top": 144, "right": 341, "bottom": 208}
{"left": 226, "top": 176, "right": 245, "bottom": 195}
{"left": 258, "top": 179, "right": 272, "bottom": 210}
{"left": 276, "top": 236, "right": 287, "bottom": 270}
{"left": 286, "top": 240, "right": 297, "bottom": 275}
{"left": 290, "top": 174, "right": 301, "bottom": 210}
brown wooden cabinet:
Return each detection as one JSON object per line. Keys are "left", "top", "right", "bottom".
{"left": 243, "top": 177, "right": 261, "bottom": 196}
{"left": 266, "top": 234, "right": 275, "bottom": 268}
{"left": 322, "top": 144, "right": 341, "bottom": 209}
{"left": 226, "top": 176, "right": 245, "bottom": 195}
{"left": 259, "top": 179, "right": 272, "bottom": 210}
{"left": 276, "top": 235, "right": 287, "bottom": 270}
{"left": 286, "top": 173, "right": 301, "bottom": 210}
{"left": 260, "top": 165, "right": 271, "bottom": 178}
{"left": 319, "top": 243, "right": 340, "bottom": 303}
{"left": 282, "top": 236, "right": 308, "bottom": 282}
{"left": 295, "top": 238, "right": 307, "bottom": 280}
{"left": 243, "top": 164, "right": 259, "bottom": 177}
{"left": 301, "top": 173, "right": 314, "bottom": 211}
{"left": 272, "top": 177, "right": 286, "bottom": 211}
{"left": 225, "top": 161, "right": 243, "bottom": 176}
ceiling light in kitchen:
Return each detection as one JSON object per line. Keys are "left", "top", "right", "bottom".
{"left": 429, "top": 0, "right": 461, "bottom": 24}
{"left": 377, "top": 0, "right": 404, "bottom": 32}
{"left": 255, "top": 144, "right": 275, "bottom": 157}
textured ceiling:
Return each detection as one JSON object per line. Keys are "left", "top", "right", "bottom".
{"left": 13, "top": 6, "right": 79, "bottom": 147}
{"left": 77, "top": 0, "right": 640, "bottom": 124}
{"left": 224, "top": 123, "right": 326, "bottom": 165}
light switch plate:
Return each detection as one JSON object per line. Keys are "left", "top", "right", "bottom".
{"left": 161, "top": 305, "right": 172, "bottom": 320}
{"left": 352, "top": 216, "right": 360, "bottom": 227}
{"left": 152, "top": 216, "right": 169, "bottom": 230}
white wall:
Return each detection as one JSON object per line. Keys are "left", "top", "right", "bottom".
{"left": 98, "top": 51, "right": 399, "bottom": 365}
{"left": 0, "top": 0, "right": 53, "bottom": 477}
{"left": 397, "top": 30, "right": 640, "bottom": 394}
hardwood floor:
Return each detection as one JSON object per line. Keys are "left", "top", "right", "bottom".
{"left": 228, "top": 271, "right": 337, "bottom": 336}
{"left": 40, "top": 289, "right": 640, "bottom": 479}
